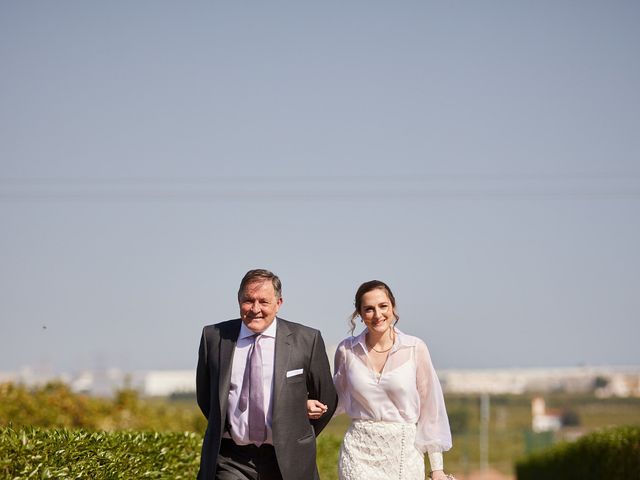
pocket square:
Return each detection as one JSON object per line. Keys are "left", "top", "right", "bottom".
{"left": 286, "top": 368, "right": 303, "bottom": 378}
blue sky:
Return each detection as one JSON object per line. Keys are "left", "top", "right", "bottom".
{"left": 1, "top": 1, "right": 639, "bottom": 373}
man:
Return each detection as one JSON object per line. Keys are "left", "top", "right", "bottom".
{"left": 197, "top": 269, "right": 337, "bottom": 480}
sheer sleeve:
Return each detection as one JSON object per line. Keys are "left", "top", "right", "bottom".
{"left": 414, "top": 340, "right": 452, "bottom": 454}
{"left": 333, "top": 340, "right": 349, "bottom": 415}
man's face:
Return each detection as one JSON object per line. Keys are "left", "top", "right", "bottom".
{"left": 239, "top": 280, "right": 282, "bottom": 333}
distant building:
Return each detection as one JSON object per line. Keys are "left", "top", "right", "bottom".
{"left": 595, "top": 372, "right": 640, "bottom": 398}
{"left": 3, "top": 363, "right": 640, "bottom": 398}
{"left": 138, "top": 370, "right": 195, "bottom": 396}
{"left": 67, "top": 368, "right": 127, "bottom": 396}
{"left": 531, "top": 396, "right": 562, "bottom": 432}
{"left": 439, "top": 365, "right": 640, "bottom": 397}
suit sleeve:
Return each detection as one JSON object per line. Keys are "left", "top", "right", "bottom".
{"left": 307, "top": 330, "right": 338, "bottom": 435}
{"left": 196, "top": 327, "right": 210, "bottom": 419}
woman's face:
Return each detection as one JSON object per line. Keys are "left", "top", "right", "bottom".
{"left": 359, "top": 288, "right": 395, "bottom": 336}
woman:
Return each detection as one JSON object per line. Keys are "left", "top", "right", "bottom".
{"left": 308, "top": 280, "right": 454, "bottom": 480}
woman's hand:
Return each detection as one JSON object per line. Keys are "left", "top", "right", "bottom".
{"left": 306, "top": 399, "right": 328, "bottom": 419}
{"left": 430, "top": 470, "right": 454, "bottom": 480}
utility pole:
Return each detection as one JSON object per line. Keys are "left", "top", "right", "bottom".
{"left": 480, "top": 392, "right": 490, "bottom": 478}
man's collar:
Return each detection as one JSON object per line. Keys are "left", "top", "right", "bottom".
{"left": 238, "top": 317, "right": 278, "bottom": 339}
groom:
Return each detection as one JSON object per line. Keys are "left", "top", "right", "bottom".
{"left": 196, "top": 269, "right": 337, "bottom": 480}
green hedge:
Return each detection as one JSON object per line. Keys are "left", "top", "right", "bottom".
{"left": 0, "top": 382, "right": 206, "bottom": 433}
{"left": 0, "top": 426, "right": 342, "bottom": 480}
{"left": 0, "top": 426, "right": 201, "bottom": 479}
{"left": 515, "top": 426, "right": 640, "bottom": 480}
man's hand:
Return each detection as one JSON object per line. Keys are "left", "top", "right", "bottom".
{"left": 306, "top": 399, "right": 328, "bottom": 420}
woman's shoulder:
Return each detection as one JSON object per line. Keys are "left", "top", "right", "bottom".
{"left": 395, "top": 329, "right": 424, "bottom": 347}
{"left": 337, "top": 335, "right": 357, "bottom": 350}
{"left": 337, "top": 328, "right": 368, "bottom": 349}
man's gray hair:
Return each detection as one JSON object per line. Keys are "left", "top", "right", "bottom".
{"left": 238, "top": 269, "right": 282, "bottom": 300}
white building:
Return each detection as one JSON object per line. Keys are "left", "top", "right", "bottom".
{"left": 438, "top": 365, "right": 640, "bottom": 396}
{"left": 138, "top": 370, "right": 195, "bottom": 396}
{"left": 3, "top": 364, "right": 640, "bottom": 398}
{"left": 531, "top": 396, "right": 562, "bottom": 432}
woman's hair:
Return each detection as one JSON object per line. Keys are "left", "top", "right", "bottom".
{"left": 349, "top": 280, "right": 400, "bottom": 334}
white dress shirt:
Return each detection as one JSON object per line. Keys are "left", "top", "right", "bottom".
{"left": 334, "top": 328, "right": 453, "bottom": 456}
{"left": 226, "top": 319, "right": 277, "bottom": 445}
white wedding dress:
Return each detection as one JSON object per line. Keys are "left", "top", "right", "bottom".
{"left": 334, "top": 329, "right": 452, "bottom": 480}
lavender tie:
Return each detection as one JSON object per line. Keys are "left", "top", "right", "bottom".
{"left": 238, "top": 334, "right": 266, "bottom": 443}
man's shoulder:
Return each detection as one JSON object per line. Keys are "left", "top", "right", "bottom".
{"left": 277, "top": 317, "right": 320, "bottom": 336}
{"left": 202, "top": 319, "right": 241, "bottom": 335}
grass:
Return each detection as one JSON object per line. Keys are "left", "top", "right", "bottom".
{"left": 322, "top": 394, "right": 640, "bottom": 477}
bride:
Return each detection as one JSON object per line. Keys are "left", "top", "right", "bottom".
{"left": 308, "top": 280, "right": 454, "bottom": 480}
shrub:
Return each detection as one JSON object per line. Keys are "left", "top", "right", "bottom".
{"left": 515, "top": 426, "right": 640, "bottom": 480}
{"left": 559, "top": 408, "right": 580, "bottom": 427}
{"left": 0, "top": 426, "right": 343, "bottom": 479}
{"left": 0, "top": 426, "right": 200, "bottom": 479}
{"left": 0, "top": 382, "right": 207, "bottom": 433}
{"left": 447, "top": 407, "right": 470, "bottom": 434}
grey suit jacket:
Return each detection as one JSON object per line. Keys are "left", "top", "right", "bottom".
{"left": 196, "top": 317, "right": 338, "bottom": 480}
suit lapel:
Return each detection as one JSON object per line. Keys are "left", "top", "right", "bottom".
{"left": 218, "top": 320, "right": 241, "bottom": 417}
{"left": 273, "top": 318, "right": 292, "bottom": 407}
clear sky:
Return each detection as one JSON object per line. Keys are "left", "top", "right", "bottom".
{"left": 1, "top": 1, "right": 639, "bottom": 373}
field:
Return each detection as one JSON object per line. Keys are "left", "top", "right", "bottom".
{"left": 2, "top": 382, "right": 640, "bottom": 479}
{"left": 322, "top": 393, "right": 640, "bottom": 478}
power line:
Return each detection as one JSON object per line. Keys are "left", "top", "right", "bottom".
{"left": 1, "top": 175, "right": 639, "bottom": 202}
{"left": 2, "top": 172, "right": 640, "bottom": 184}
